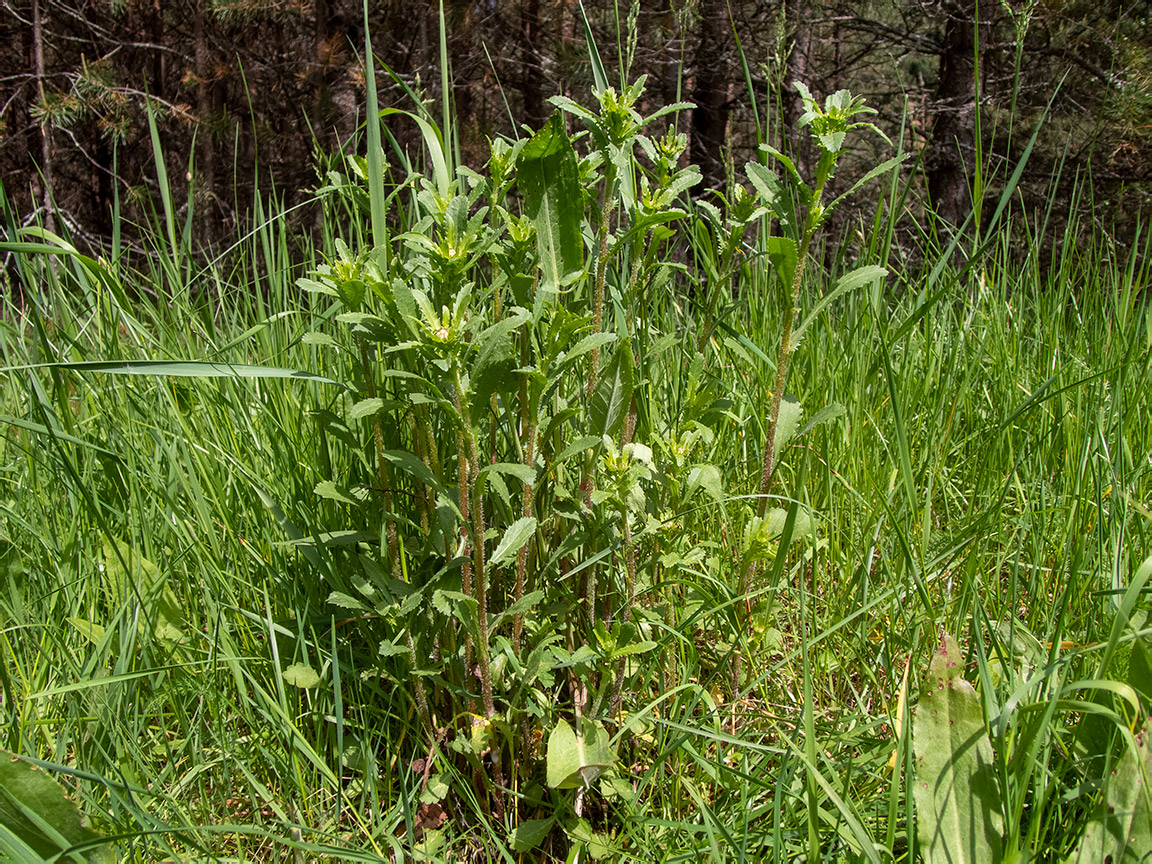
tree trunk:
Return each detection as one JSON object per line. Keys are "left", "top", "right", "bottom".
{"left": 32, "top": 0, "right": 54, "bottom": 232}
{"left": 927, "top": 0, "right": 982, "bottom": 227}
{"left": 520, "top": 0, "right": 544, "bottom": 129}
{"left": 194, "top": 0, "right": 216, "bottom": 240}
{"left": 781, "top": 0, "right": 815, "bottom": 179}
{"left": 689, "top": 0, "right": 730, "bottom": 191}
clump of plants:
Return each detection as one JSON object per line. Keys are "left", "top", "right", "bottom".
{"left": 297, "top": 54, "right": 903, "bottom": 847}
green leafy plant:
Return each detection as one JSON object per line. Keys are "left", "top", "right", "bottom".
{"left": 732, "top": 84, "right": 906, "bottom": 689}
{"left": 0, "top": 750, "right": 114, "bottom": 863}
{"left": 913, "top": 633, "right": 1004, "bottom": 864}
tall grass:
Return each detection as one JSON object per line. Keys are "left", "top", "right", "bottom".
{"left": 1, "top": 78, "right": 1150, "bottom": 863}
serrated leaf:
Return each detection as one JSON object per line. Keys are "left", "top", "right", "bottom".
{"left": 379, "top": 450, "right": 458, "bottom": 518}
{"left": 796, "top": 402, "right": 845, "bottom": 439}
{"left": 913, "top": 633, "right": 1003, "bottom": 864}
{"left": 792, "top": 265, "right": 887, "bottom": 350}
{"left": 824, "top": 154, "right": 909, "bottom": 220}
{"left": 378, "top": 639, "right": 409, "bottom": 657}
{"left": 314, "top": 480, "right": 358, "bottom": 505}
{"left": 327, "top": 591, "right": 370, "bottom": 612}
{"left": 610, "top": 640, "right": 658, "bottom": 660}
{"left": 488, "top": 590, "right": 545, "bottom": 636}
{"left": 431, "top": 590, "right": 481, "bottom": 644}
{"left": 774, "top": 395, "right": 803, "bottom": 453}
{"left": 766, "top": 236, "right": 797, "bottom": 291}
{"left": 746, "top": 162, "right": 797, "bottom": 231}
{"left": 347, "top": 398, "right": 384, "bottom": 421}
{"left": 301, "top": 331, "right": 337, "bottom": 347}
{"left": 471, "top": 310, "right": 530, "bottom": 412}
{"left": 590, "top": 340, "right": 634, "bottom": 441}
{"left": 0, "top": 750, "right": 115, "bottom": 863}
{"left": 479, "top": 462, "right": 536, "bottom": 488}
{"left": 553, "top": 332, "right": 617, "bottom": 377}
{"left": 1067, "top": 724, "right": 1152, "bottom": 863}
{"left": 556, "top": 435, "right": 602, "bottom": 465}
{"left": 519, "top": 112, "right": 584, "bottom": 294}
{"left": 490, "top": 517, "right": 537, "bottom": 568}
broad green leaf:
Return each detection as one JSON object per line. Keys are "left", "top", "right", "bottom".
{"left": 431, "top": 589, "right": 481, "bottom": 645}
{"left": 791, "top": 265, "right": 887, "bottom": 350}
{"left": 488, "top": 590, "right": 545, "bottom": 635}
{"left": 556, "top": 435, "right": 602, "bottom": 465}
{"left": 103, "top": 540, "right": 184, "bottom": 642}
{"left": 553, "top": 332, "right": 617, "bottom": 379}
{"left": 913, "top": 633, "right": 1003, "bottom": 864}
{"left": 380, "top": 450, "right": 460, "bottom": 518}
{"left": 1067, "top": 723, "right": 1152, "bottom": 863}
{"left": 765, "top": 236, "right": 797, "bottom": 292}
{"left": 590, "top": 340, "right": 634, "bottom": 441}
{"left": 0, "top": 750, "right": 115, "bottom": 863}
{"left": 347, "top": 397, "right": 384, "bottom": 422}
{"left": 796, "top": 402, "right": 845, "bottom": 439}
{"left": 479, "top": 462, "right": 536, "bottom": 489}
{"left": 519, "top": 112, "right": 584, "bottom": 294}
{"left": 314, "top": 480, "right": 359, "bottom": 506}
{"left": 685, "top": 464, "right": 724, "bottom": 502}
{"left": 773, "top": 395, "right": 804, "bottom": 454}
{"left": 609, "top": 640, "right": 658, "bottom": 660}
{"left": 327, "top": 592, "right": 370, "bottom": 612}
{"left": 511, "top": 817, "right": 554, "bottom": 853}
{"left": 546, "top": 718, "right": 616, "bottom": 789}
{"left": 284, "top": 663, "right": 321, "bottom": 689}
{"left": 746, "top": 162, "right": 797, "bottom": 232}
{"left": 66, "top": 618, "right": 106, "bottom": 646}
{"left": 471, "top": 309, "right": 530, "bottom": 412}
{"left": 490, "top": 517, "right": 537, "bottom": 568}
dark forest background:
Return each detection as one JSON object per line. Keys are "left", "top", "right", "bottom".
{"left": 2, "top": 0, "right": 1150, "bottom": 256}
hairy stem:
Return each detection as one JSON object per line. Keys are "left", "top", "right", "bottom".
{"left": 360, "top": 340, "right": 430, "bottom": 731}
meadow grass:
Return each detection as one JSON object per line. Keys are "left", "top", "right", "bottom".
{"left": 1, "top": 90, "right": 1151, "bottom": 863}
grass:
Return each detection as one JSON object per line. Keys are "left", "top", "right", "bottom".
{"left": 1, "top": 81, "right": 1151, "bottom": 862}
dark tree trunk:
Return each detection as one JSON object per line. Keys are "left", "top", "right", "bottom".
{"left": 520, "top": 0, "right": 545, "bottom": 129}
{"left": 32, "top": 0, "right": 54, "bottom": 232}
{"left": 781, "top": 0, "right": 815, "bottom": 179}
{"left": 927, "top": 0, "right": 983, "bottom": 227}
{"left": 194, "top": 0, "right": 216, "bottom": 238}
{"left": 689, "top": 0, "right": 730, "bottom": 191}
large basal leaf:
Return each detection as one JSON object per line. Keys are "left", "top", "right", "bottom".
{"left": 0, "top": 751, "right": 115, "bottom": 863}
{"left": 103, "top": 539, "right": 184, "bottom": 643}
{"left": 1067, "top": 724, "right": 1152, "bottom": 863}
{"left": 518, "top": 112, "right": 584, "bottom": 294}
{"left": 546, "top": 718, "right": 616, "bottom": 790}
{"left": 913, "top": 633, "right": 1003, "bottom": 864}
{"left": 589, "top": 339, "right": 634, "bottom": 441}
